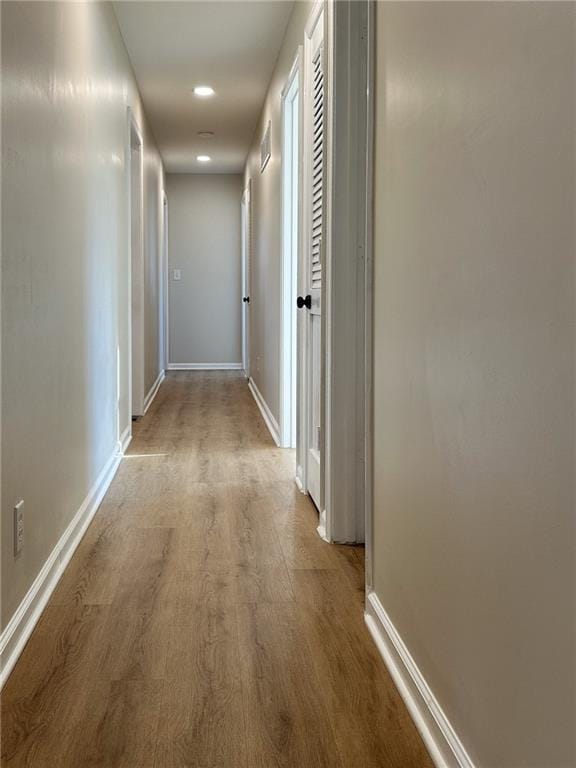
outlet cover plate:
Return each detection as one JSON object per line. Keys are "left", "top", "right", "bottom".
{"left": 14, "top": 500, "right": 24, "bottom": 556}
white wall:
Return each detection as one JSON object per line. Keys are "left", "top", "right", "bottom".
{"left": 243, "top": 1, "right": 313, "bottom": 419}
{"left": 1, "top": 1, "right": 165, "bottom": 630}
{"left": 372, "top": 3, "right": 575, "bottom": 767}
{"left": 166, "top": 174, "right": 242, "bottom": 367}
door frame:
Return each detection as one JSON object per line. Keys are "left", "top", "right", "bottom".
{"left": 241, "top": 180, "right": 251, "bottom": 378}
{"left": 127, "top": 108, "right": 145, "bottom": 420}
{"left": 363, "top": 0, "right": 375, "bottom": 583}
{"left": 322, "top": 0, "right": 372, "bottom": 545}
{"left": 160, "top": 191, "right": 169, "bottom": 373}
{"left": 280, "top": 51, "right": 302, "bottom": 450}
{"left": 296, "top": 0, "right": 325, "bottom": 501}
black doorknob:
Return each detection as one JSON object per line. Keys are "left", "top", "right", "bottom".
{"left": 296, "top": 295, "right": 312, "bottom": 309}
{"left": 242, "top": 296, "right": 250, "bottom": 303}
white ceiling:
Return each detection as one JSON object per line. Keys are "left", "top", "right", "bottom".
{"left": 113, "top": 1, "right": 294, "bottom": 174}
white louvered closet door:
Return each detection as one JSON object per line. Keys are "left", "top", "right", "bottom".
{"left": 302, "top": 5, "right": 324, "bottom": 510}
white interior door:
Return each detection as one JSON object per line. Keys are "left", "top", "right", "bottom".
{"left": 241, "top": 183, "right": 251, "bottom": 378}
{"left": 300, "top": 5, "right": 324, "bottom": 510}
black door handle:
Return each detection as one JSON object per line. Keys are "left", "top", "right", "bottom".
{"left": 296, "top": 295, "right": 312, "bottom": 309}
{"left": 242, "top": 296, "right": 250, "bottom": 303}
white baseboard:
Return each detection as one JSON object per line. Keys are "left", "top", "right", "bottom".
{"left": 317, "top": 508, "right": 329, "bottom": 542}
{"left": 167, "top": 363, "right": 243, "bottom": 371}
{"left": 0, "top": 446, "right": 125, "bottom": 689}
{"left": 248, "top": 377, "right": 281, "bottom": 447}
{"left": 365, "top": 590, "right": 475, "bottom": 768}
{"left": 118, "top": 424, "right": 132, "bottom": 454}
{"left": 294, "top": 470, "right": 307, "bottom": 494}
{"left": 143, "top": 369, "right": 165, "bottom": 414}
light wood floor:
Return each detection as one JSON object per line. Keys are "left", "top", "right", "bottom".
{"left": 1, "top": 372, "right": 433, "bottom": 767}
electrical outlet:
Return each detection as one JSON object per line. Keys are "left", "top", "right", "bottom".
{"left": 14, "top": 500, "right": 24, "bottom": 556}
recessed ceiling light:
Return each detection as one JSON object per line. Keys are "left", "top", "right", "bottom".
{"left": 197, "top": 155, "right": 211, "bottom": 162}
{"left": 197, "top": 131, "right": 215, "bottom": 138}
{"left": 193, "top": 86, "right": 214, "bottom": 97}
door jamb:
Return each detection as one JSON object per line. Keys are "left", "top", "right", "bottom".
{"left": 323, "top": 0, "right": 372, "bottom": 545}
{"left": 280, "top": 51, "right": 302, "bottom": 450}
{"left": 161, "top": 191, "right": 169, "bottom": 372}
{"left": 318, "top": 0, "right": 333, "bottom": 539}
{"left": 363, "top": 0, "right": 375, "bottom": 587}
{"left": 241, "top": 180, "right": 251, "bottom": 379}
{"left": 127, "top": 108, "right": 145, "bottom": 421}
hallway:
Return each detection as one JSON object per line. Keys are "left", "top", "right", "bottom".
{"left": 1, "top": 373, "right": 432, "bottom": 768}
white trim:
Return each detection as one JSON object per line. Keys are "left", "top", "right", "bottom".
{"left": 365, "top": 591, "right": 475, "bottom": 768}
{"left": 118, "top": 424, "right": 132, "bottom": 454}
{"left": 248, "top": 377, "right": 281, "bottom": 447}
{"left": 127, "top": 107, "right": 145, "bottom": 418}
{"left": 323, "top": 0, "right": 370, "bottom": 545}
{"left": 161, "top": 192, "right": 169, "bottom": 372}
{"left": 294, "top": 471, "right": 307, "bottom": 494}
{"left": 143, "top": 369, "right": 165, "bottom": 415}
{"left": 0, "top": 447, "right": 125, "bottom": 689}
{"left": 317, "top": 509, "right": 329, "bottom": 542}
{"left": 167, "top": 363, "right": 242, "bottom": 371}
{"left": 241, "top": 181, "right": 252, "bottom": 379}
{"left": 322, "top": 0, "right": 334, "bottom": 539}
{"left": 280, "top": 50, "right": 302, "bottom": 450}
{"left": 364, "top": 0, "right": 375, "bottom": 589}
{"left": 305, "top": 0, "right": 323, "bottom": 39}
{"left": 260, "top": 121, "right": 272, "bottom": 173}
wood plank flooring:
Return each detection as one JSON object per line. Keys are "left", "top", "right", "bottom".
{"left": 1, "top": 372, "right": 433, "bottom": 768}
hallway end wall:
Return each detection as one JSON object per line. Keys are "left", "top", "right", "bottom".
{"left": 166, "top": 174, "right": 243, "bottom": 368}
{"left": 243, "top": 0, "right": 313, "bottom": 422}
{"left": 1, "top": 2, "right": 165, "bottom": 638}
{"left": 371, "top": 3, "right": 575, "bottom": 767}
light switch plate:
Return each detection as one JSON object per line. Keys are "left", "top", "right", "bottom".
{"left": 173, "top": 269, "right": 181, "bottom": 281}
